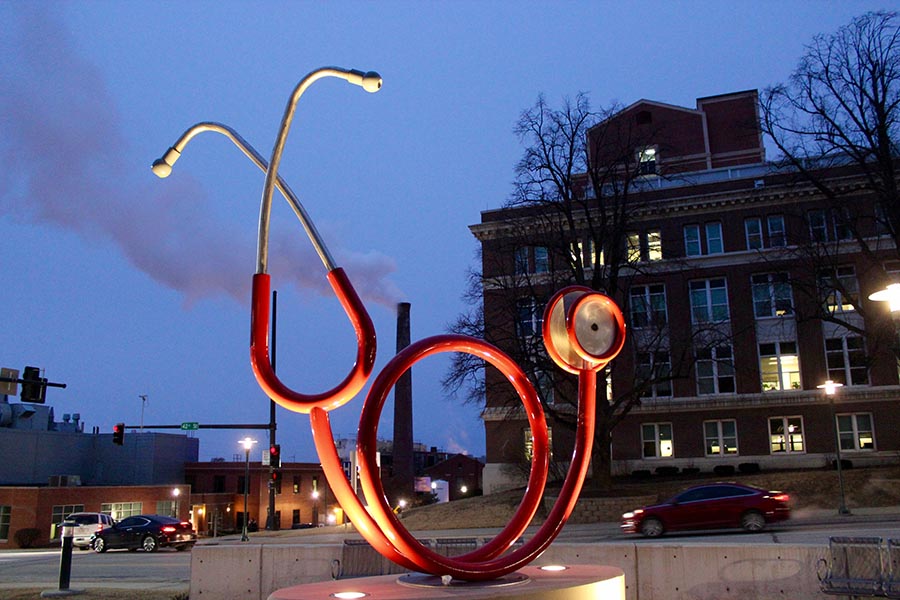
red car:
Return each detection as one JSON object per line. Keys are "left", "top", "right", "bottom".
{"left": 621, "top": 482, "right": 790, "bottom": 537}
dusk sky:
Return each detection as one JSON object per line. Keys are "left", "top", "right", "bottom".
{"left": 1, "top": 1, "right": 890, "bottom": 463}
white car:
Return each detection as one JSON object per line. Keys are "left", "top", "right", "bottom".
{"left": 64, "top": 512, "right": 115, "bottom": 549}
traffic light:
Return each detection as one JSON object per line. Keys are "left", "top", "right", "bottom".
{"left": 271, "top": 470, "right": 282, "bottom": 494}
{"left": 20, "top": 366, "right": 47, "bottom": 404}
{"left": 269, "top": 444, "right": 281, "bottom": 468}
{"left": 113, "top": 423, "right": 125, "bottom": 446}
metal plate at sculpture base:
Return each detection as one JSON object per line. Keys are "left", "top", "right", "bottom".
{"left": 397, "top": 572, "right": 530, "bottom": 589}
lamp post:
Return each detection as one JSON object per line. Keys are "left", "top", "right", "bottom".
{"left": 818, "top": 380, "right": 850, "bottom": 515}
{"left": 239, "top": 437, "right": 257, "bottom": 541}
{"left": 311, "top": 490, "right": 319, "bottom": 526}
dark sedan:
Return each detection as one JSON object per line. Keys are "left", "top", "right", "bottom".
{"left": 621, "top": 482, "right": 790, "bottom": 537}
{"left": 91, "top": 515, "right": 196, "bottom": 552}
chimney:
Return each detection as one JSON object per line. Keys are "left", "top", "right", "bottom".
{"left": 390, "top": 302, "right": 415, "bottom": 501}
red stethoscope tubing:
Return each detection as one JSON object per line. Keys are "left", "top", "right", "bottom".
{"left": 250, "top": 268, "right": 377, "bottom": 414}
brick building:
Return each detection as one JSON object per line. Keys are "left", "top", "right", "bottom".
{"left": 471, "top": 90, "right": 900, "bottom": 493}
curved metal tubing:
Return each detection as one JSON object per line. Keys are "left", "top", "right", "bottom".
{"left": 152, "top": 121, "right": 336, "bottom": 270}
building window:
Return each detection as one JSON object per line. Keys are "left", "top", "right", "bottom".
{"left": 514, "top": 246, "right": 549, "bottom": 275}
{"left": 626, "top": 233, "right": 641, "bottom": 262}
{"left": 534, "top": 370, "right": 555, "bottom": 404}
{"left": 638, "top": 147, "right": 657, "bottom": 175}
{"left": 809, "top": 209, "right": 829, "bottom": 242}
{"left": 745, "top": 218, "right": 763, "bottom": 250}
{"left": 514, "top": 247, "right": 529, "bottom": 275}
{"left": 51, "top": 505, "right": 85, "bottom": 529}
{"left": 705, "top": 222, "right": 723, "bottom": 254}
{"left": 826, "top": 336, "right": 869, "bottom": 386}
{"left": 0, "top": 506, "right": 9, "bottom": 541}
{"left": 100, "top": 502, "right": 142, "bottom": 520}
{"left": 689, "top": 278, "right": 729, "bottom": 323}
{"left": 769, "top": 416, "right": 804, "bottom": 453}
{"left": 837, "top": 413, "right": 875, "bottom": 451}
{"left": 751, "top": 273, "right": 793, "bottom": 317}
{"left": 647, "top": 230, "right": 662, "bottom": 261}
{"left": 629, "top": 284, "right": 667, "bottom": 329}
{"left": 833, "top": 207, "right": 853, "bottom": 241}
{"left": 768, "top": 215, "right": 786, "bottom": 247}
{"left": 516, "top": 297, "right": 543, "bottom": 338}
{"left": 636, "top": 351, "right": 672, "bottom": 398}
{"left": 524, "top": 426, "right": 553, "bottom": 461}
{"left": 293, "top": 475, "right": 301, "bottom": 494}
{"left": 818, "top": 266, "right": 858, "bottom": 313}
{"left": 641, "top": 423, "right": 673, "bottom": 458}
{"left": 534, "top": 246, "right": 549, "bottom": 273}
{"left": 156, "top": 501, "right": 177, "bottom": 517}
{"left": 704, "top": 420, "right": 738, "bottom": 455}
{"left": 570, "top": 239, "right": 598, "bottom": 269}
{"left": 759, "top": 341, "right": 801, "bottom": 392}
{"left": 696, "top": 345, "right": 736, "bottom": 394}
{"left": 684, "top": 225, "right": 701, "bottom": 256}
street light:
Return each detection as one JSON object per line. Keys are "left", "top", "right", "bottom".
{"left": 817, "top": 380, "right": 850, "bottom": 515}
{"left": 239, "top": 437, "right": 257, "bottom": 541}
{"left": 312, "top": 490, "right": 320, "bottom": 527}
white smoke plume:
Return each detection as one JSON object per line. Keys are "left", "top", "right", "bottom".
{"left": 0, "top": 5, "right": 404, "bottom": 309}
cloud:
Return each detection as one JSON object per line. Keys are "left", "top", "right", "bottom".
{"left": 0, "top": 4, "right": 403, "bottom": 309}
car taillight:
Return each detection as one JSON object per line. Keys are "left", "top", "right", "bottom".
{"left": 96, "top": 525, "right": 104, "bottom": 532}
{"left": 162, "top": 526, "right": 176, "bottom": 533}
{"left": 772, "top": 493, "right": 789, "bottom": 502}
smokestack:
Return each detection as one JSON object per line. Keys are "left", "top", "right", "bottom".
{"left": 390, "top": 302, "right": 414, "bottom": 501}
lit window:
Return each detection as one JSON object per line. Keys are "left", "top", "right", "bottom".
{"left": 818, "top": 266, "right": 858, "bottom": 313}
{"left": 647, "top": 230, "right": 662, "bottom": 260}
{"left": 836, "top": 413, "right": 875, "bottom": 451}
{"left": 745, "top": 218, "right": 763, "bottom": 250}
{"left": 524, "top": 426, "right": 552, "bottom": 461}
{"left": 704, "top": 420, "right": 738, "bottom": 455}
{"left": 696, "top": 345, "right": 736, "bottom": 395}
{"left": 626, "top": 233, "right": 641, "bottom": 262}
{"left": 826, "top": 336, "right": 869, "bottom": 386}
{"left": 570, "top": 239, "right": 597, "bottom": 269}
{"left": 641, "top": 423, "right": 673, "bottom": 458}
{"left": 759, "top": 341, "right": 801, "bottom": 392}
{"left": 638, "top": 147, "right": 657, "bottom": 175}
{"left": 751, "top": 273, "right": 793, "bottom": 317}
{"left": 769, "top": 416, "right": 804, "bottom": 453}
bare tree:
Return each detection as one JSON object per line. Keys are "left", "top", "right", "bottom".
{"left": 447, "top": 94, "right": 727, "bottom": 490}
{"left": 760, "top": 11, "right": 900, "bottom": 357}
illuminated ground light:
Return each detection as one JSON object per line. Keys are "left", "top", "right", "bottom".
{"left": 331, "top": 593, "right": 368, "bottom": 599}
{"left": 539, "top": 565, "right": 569, "bottom": 572}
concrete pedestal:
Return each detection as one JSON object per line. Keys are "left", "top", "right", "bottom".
{"left": 267, "top": 564, "right": 624, "bottom": 600}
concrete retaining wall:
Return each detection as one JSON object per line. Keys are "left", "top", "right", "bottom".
{"left": 191, "top": 541, "right": 828, "bottom": 600}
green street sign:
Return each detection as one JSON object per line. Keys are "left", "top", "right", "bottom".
{"left": 181, "top": 422, "right": 200, "bottom": 431}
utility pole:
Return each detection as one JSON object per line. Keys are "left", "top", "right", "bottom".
{"left": 139, "top": 395, "right": 148, "bottom": 432}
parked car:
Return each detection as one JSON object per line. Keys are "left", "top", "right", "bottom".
{"left": 621, "top": 482, "right": 790, "bottom": 537}
{"left": 63, "top": 512, "right": 115, "bottom": 549}
{"left": 91, "top": 514, "right": 196, "bottom": 552}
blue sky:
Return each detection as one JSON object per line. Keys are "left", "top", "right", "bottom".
{"left": 0, "top": 1, "right": 890, "bottom": 462}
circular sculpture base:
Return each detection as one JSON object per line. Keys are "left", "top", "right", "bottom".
{"left": 267, "top": 564, "right": 625, "bottom": 600}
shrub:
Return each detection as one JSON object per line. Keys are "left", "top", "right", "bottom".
{"left": 712, "top": 465, "right": 735, "bottom": 476}
{"left": 655, "top": 466, "right": 680, "bottom": 476}
{"left": 14, "top": 528, "right": 41, "bottom": 549}
{"left": 632, "top": 469, "right": 651, "bottom": 478}
{"left": 832, "top": 458, "right": 853, "bottom": 470}
{"left": 738, "top": 462, "right": 761, "bottom": 474}
{"left": 681, "top": 467, "right": 701, "bottom": 476}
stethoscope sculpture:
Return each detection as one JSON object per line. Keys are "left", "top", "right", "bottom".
{"left": 152, "top": 67, "right": 626, "bottom": 582}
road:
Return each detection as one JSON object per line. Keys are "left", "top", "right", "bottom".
{"left": 1, "top": 513, "right": 897, "bottom": 592}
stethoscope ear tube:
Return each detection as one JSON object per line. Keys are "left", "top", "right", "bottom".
{"left": 250, "top": 269, "right": 376, "bottom": 413}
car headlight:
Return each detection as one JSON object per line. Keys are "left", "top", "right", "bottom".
{"left": 622, "top": 512, "right": 635, "bottom": 519}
